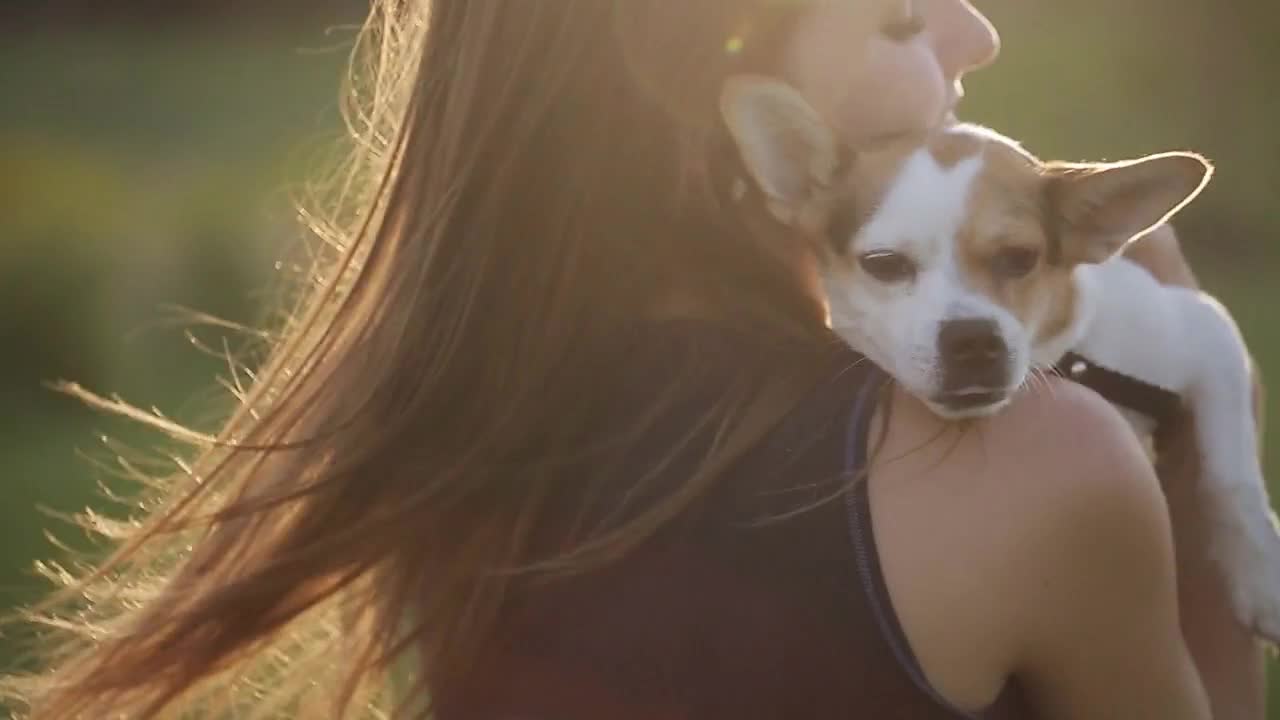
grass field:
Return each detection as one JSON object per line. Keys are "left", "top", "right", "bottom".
{"left": 3, "top": 15, "right": 1280, "bottom": 716}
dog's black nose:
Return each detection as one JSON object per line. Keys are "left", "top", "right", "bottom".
{"left": 938, "top": 318, "right": 1007, "bottom": 385}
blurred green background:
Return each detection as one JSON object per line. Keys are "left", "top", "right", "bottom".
{"left": 1, "top": 0, "right": 1277, "bottom": 715}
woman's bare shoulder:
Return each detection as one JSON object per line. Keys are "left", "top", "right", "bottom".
{"left": 865, "top": 378, "right": 1203, "bottom": 715}
{"left": 867, "top": 376, "right": 1162, "bottom": 543}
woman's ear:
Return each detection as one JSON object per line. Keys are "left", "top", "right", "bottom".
{"left": 1044, "top": 152, "right": 1213, "bottom": 265}
{"left": 720, "top": 74, "right": 840, "bottom": 224}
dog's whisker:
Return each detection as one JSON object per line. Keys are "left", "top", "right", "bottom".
{"left": 1030, "top": 367, "right": 1055, "bottom": 399}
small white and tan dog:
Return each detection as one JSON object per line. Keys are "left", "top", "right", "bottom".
{"left": 720, "top": 75, "right": 1280, "bottom": 639}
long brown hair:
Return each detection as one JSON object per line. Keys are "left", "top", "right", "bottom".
{"left": 4, "top": 1, "right": 833, "bottom": 717}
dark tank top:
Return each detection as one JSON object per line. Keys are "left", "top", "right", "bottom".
{"left": 436, "top": 321, "right": 1034, "bottom": 719}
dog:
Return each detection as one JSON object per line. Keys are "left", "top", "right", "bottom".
{"left": 719, "top": 75, "right": 1280, "bottom": 640}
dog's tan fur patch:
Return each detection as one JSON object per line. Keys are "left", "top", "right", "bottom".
{"left": 927, "top": 131, "right": 1081, "bottom": 346}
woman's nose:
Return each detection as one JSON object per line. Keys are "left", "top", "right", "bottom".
{"left": 928, "top": 0, "right": 1001, "bottom": 81}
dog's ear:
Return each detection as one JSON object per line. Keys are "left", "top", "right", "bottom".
{"left": 720, "top": 75, "right": 839, "bottom": 224}
{"left": 1043, "top": 152, "right": 1212, "bottom": 265}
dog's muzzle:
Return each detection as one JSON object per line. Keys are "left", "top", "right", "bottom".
{"left": 935, "top": 318, "right": 1010, "bottom": 411}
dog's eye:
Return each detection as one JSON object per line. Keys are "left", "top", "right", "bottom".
{"left": 991, "top": 247, "right": 1040, "bottom": 279}
{"left": 859, "top": 251, "right": 917, "bottom": 283}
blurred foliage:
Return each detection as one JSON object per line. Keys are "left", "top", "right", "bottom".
{"left": 0, "top": 23, "right": 356, "bottom": 677}
{"left": 0, "top": 0, "right": 366, "bottom": 28}
{"left": 0, "top": 0, "right": 1278, "bottom": 715}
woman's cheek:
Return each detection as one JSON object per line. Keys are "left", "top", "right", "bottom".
{"left": 832, "top": 52, "right": 947, "bottom": 143}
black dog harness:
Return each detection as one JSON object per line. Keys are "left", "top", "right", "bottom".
{"left": 1052, "top": 352, "right": 1183, "bottom": 432}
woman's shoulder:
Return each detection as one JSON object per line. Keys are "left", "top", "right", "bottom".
{"left": 865, "top": 377, "right": 1180, "bottom": 711}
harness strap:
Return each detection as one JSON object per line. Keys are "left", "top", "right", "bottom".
{"left": 1052, "top": 351, "right": 1183, "bottom": 430}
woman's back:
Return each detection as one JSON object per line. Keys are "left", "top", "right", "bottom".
{"left": 438, "top": 321, "right": 1032, "bottom": 719}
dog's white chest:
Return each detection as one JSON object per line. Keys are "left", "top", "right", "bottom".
{"left": 1069, "top": 258, "right": 1190, "bottom": 396}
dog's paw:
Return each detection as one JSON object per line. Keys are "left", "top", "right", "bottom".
{"left": 1216, "top": 511, "right": 1280, "bottom": 644}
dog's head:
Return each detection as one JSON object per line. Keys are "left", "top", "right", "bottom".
{"left": 721, "top": 76, "right": 1211, "bottom": 418}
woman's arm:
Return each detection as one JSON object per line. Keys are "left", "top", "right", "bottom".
{"left": 1124, "top": 224, "right": 1269, "bottom": 720}
{"left": 1001, "top": 384, "right": 1213, "bottom": 719}
{"left": 1158, "top": 407, "right": 1269, "bottom": 720}
{"left": 1003, "top": 384, "right": 1213, "bottom": 712}
{"left": 870, "top": 382, "right": 1214, "bottom": 718}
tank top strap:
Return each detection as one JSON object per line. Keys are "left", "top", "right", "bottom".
{"left": 842, "top": 369, "right": 1027, "bottom": 719}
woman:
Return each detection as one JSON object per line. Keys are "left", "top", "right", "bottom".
{"left": 5, "top": 0, "right": 1265, "bottom": 718}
